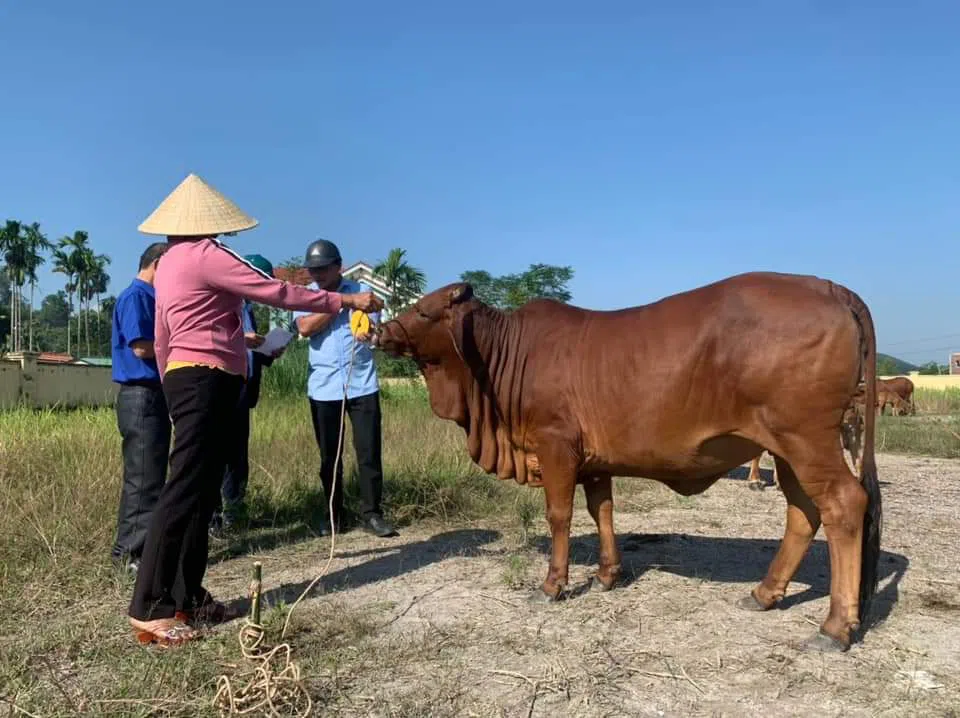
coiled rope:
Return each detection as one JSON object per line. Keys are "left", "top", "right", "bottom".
{"left": 214, "top": 313, "right": 369, "bottom": 716}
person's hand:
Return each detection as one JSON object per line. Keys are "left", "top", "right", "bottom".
{"left": 341, "top": 292, "right": 383, "bottom": 313}
{"left": 354, "top": 331, "right": 371, "bottom": 344}
{"left": 244, "top": 332, "right": 265, "bottom": 349}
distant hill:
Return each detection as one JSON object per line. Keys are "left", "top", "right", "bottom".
{"left": 877, "top": 353, "right": 919, "bottom": 376}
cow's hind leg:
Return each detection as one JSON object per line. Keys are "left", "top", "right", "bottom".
{"left": 582, "top": 474, "right": 622, "bottom": 591}
{"left": 529, "top": 453, "right": 578, "bottom": 603}
{"left": 747, "top": 455, "right": 765, "bottom": 491}
{"left": 769, "top": 440, "right": 869, "bottom": 651}
{"left": 738, "top": 456, "right": 821, "bottom": 612}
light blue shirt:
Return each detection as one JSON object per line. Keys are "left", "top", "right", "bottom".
{"left": 241, "top": 300, "right": 254, "bottom": 380}
{"left": 293, "top": 278, "right": 380, "bottom": 402}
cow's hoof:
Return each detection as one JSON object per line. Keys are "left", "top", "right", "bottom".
{"left": 801, "top": 630, "right": 849, "bottom": 653}
{"left": 591, "top": 575, "right": 616, "bottom": 592}
{"left": 748, "top": 481, "right": 763, "bottom": 492}
{"left": 736, "top": 592, "right": 772, "bottom": 612}
{"left": 528, "top": 588, "right": 561, "bottom": 604}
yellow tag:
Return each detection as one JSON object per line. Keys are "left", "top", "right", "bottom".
{"left": 350, "top": 311, "right": 371, "bottom": 337}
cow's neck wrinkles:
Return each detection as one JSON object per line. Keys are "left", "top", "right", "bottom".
{"left": 455, "top": 303, "right": 533, "bottom": 483}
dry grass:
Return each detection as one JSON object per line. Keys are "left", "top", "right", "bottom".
{"left": 912, "top": 386, "right": 960, "bottom": 415}
{"left": 1, "top": 383, "right": 959, "bottom": 716}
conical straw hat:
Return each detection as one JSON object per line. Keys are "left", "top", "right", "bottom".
{"left": 138, "top": 173, "right": 258, "bottom": 237}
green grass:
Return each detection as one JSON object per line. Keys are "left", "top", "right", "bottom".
{"left": 913, "top": 387, "right": 960, "bottom": 415}
{"left": 877, "top": 414, "right": 960, "bottom": 459}
{"left": 0, "top": 388, "right": 544, "bottom": 716}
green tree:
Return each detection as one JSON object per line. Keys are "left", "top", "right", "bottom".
{"left": 459, "top": 263, "right": 575, "bottom": 310}
{"left": 21, "top": 222, "right": 53, "bottom": 351}
{"left": 0, "top": 273, "right": 11, "bottom": 349}
{"left": 0, "top": 220, "right": 28, "bottom": 351}
{"left": 53, "top": 232, "right": 85, "bottom": 355}
{"left": 918, "top": 361, "right": 948, "bottom": 375}
{"left": 77, "top": 249, "right": 111, "bottom": 356}
{"left": 459, "top": 270, "right": 506, "bottom": 308}
{"left": 38, "top": 291, "right": 70, "bottom": 328}
{"left": 373, "top": 248, "right": 426, "bottom": 317}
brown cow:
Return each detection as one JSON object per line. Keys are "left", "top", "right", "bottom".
{"left": 877, "top": 376, "right": 915, "bottom": 415}
{"left": 373, "top": 271, "right": 881, "bottom": 652}
{"left": 877, "top": 389, "right": 912, "bottom": 417}
{"left": 747, "top": 388, "right": 866, "bottom": 491}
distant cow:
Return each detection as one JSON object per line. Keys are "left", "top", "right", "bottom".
{"left": 373, "top": 271, "right": 882, "bottom": 653}
{"left": 877, "top": 377, "right": 915, "bottom": 415}
{"left": 878, "top": 389, "right": 912, "bottom": 416}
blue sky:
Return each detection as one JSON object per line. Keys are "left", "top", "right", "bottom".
{"left": 1, "top": 1, "right": 958, "bottom": 364}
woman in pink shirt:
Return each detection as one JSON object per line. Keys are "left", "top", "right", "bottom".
{"left": 127, "top": 174, "right": 383, "bottom": 646}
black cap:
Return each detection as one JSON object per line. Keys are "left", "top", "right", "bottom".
{"left": 304, "top": 238, "right": 342, "bottom": 269}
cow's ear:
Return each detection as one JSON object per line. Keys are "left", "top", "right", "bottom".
{"left": 449, "top": 283, "right": 473, "bottom": 306}
{"left": 445, "top": 301, "right": 473, "bottom": 363}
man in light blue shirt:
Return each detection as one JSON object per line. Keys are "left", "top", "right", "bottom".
{"left": 293, "top": 238, "right": 397, "bottom": 539}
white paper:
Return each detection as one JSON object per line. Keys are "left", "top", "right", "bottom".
{"left": 253, "top": 327, "right": 295, "bottom": 356}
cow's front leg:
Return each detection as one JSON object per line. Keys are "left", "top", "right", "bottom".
{"left": 529, "top": 456, "right": 578, "bottom": 603}
{"left": 583, "top": 474, "right": 621, "bottom": 591}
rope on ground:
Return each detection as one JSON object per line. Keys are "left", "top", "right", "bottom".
{"left": 213, "top": 328, "right": 365, "bottom": 715}
{"left": 212, "top": 613, "right": 311, "bottom": 716}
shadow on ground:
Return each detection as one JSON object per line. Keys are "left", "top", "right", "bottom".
{"left": 220, "top": 528, "right": 503, "bottom": 617}
{"left": 529, "top": 531, "right": 908, "bottom": 632}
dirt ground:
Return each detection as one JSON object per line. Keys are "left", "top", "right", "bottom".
{"left": 205, "top": 453, "right": 960, "bottom": 717}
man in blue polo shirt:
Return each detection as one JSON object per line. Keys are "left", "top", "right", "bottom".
{"left": 293, "top": 238, "right": 398, "bottom": 539}
{"left": 110, "top": 241, "right": 170, "bottom": 573}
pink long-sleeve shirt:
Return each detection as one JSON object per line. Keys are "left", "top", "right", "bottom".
{"left": 153, "top": 237, "right": 343, "bottom": 380}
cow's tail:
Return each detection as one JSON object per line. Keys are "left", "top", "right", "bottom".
{"left": 835, "top": 283, "right": 882, "bottom": 625}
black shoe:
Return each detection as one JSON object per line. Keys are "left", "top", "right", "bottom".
{"left": 112, "top": 554, "right": 139, "bottom": 576}
{"left": 317, "top": 516, "right": 343, "bottom": 537}
{"left": 363, "top": 514, "right": 398, "bottom": 538}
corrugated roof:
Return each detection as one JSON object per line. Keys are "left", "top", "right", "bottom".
{"left": 38, "top": 352, "right": 76, "bottom": 365}
{"left": 78, "top": 357, "right": 112, "bottom": 367}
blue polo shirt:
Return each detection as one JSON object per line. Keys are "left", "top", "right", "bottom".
{"left": 111, "top": 278, "right": 161, "bottom": 384}
{"left": 293, "top": 278, "right": 380, "bottom": 401}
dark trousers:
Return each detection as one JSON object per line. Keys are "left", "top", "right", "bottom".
{"left": 128, "top": 366, "right": 244, "bottom": 621}
{"left": 309, "top": 391, "right": 384, "bottom": 521}
{"left": 112, "top": 383, "right": 171, "bottom": 563}
{"left": 218, "top": 400, "right": 251, "bottom": 517}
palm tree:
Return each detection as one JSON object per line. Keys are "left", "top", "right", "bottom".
{"left": 78, "top": 250, "right": 110, "bottom": 356}
{"left": 52, "top": 232, "right": 88, "bottom": 356}
{"left": 64, "top": 233, "right": 92, "bottom": 351}
{"left": 21, "top": 223, "right": 52, "bottom": 351}
{"left": 373, "top": 248, "right": 426, "bottom": 318}
{"left": 0, "top": 220, "right": 28, "bottom": 352}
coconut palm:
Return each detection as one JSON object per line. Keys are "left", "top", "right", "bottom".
{"left": 373, "top": 248, "right": 426, "bottom": 318}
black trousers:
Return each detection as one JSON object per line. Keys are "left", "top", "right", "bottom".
{"left": 309, "top": 391, "right": 384, "bottom": 521}
{"left": 128, "top": 366, "right": 244, "bottom": 621}
{"left": 112, "top": 383, "right": 171, "bottom": 562}
{"left": 218, "top": 402, "right": 251, "bottom": 516}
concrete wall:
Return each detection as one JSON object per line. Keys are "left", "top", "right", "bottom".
{"left": 0, "top": 352, "right": 118, "bottom": 410}
{"left": 880, "top": 374, "right": 960, "bottom": 391}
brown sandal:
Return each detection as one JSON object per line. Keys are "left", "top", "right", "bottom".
{"left": 130, "top": 617, "right": 199, "bottom": 647}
